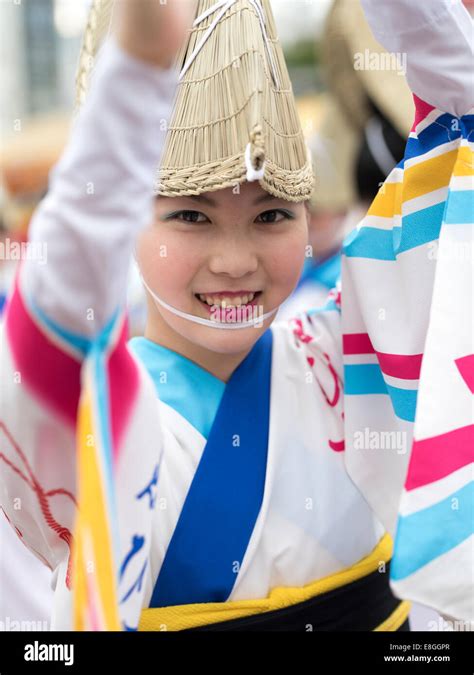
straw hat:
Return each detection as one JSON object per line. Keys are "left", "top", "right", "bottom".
{"left": 75, "top": 0, "right": 314, "bottom": 203}
{"left": 322, "top": 0, "right": 414, "bottom": 139}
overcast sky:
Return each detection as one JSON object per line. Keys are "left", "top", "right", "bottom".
{"left": 272, "top": 0, "right": 332, "bottom": 45}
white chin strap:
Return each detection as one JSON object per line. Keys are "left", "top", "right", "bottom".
{"left": 139, "top": 274, "right": 278, "bottom": 330}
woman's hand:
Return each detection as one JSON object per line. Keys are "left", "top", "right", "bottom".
{"left": 116, "top": 0, "right": 196, "bottom": 69}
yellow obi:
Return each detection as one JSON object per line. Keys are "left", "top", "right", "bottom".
{"left": 139, "top": 534, "right": 411, "bottom": 632}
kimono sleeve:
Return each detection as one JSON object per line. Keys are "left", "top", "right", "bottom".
{"left": 292, "top": 0, "right": 473, "bottom": 621}
{"left": 0, "top": 38, "right": 177, "bottom": 631}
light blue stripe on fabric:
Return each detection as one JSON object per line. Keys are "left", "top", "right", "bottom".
{"left": 444, "top": 190, "right": 474, "bottom": 225}
{"left": 307, "top": 298, "right": 340, "bottom": 316}
{"left": 343, "top": 227, "right": 398, "bottom": 261}
{"left": 386, "top": 384, "right": 417, "bottom": 423}
{"left": 344, "top": 364, "right": 417, "bottom": 422}
{"left": 344, "top": 364, "right": 386, "bottom": 395}
{"left": 322, "top": 298, "right": 340, "bottom": 312}
{"left": 343, "top": 201, "right": 446, "bottom": 260}
{"left": 396, "top": 202, "right": 445, "bottom": 254}
{"left": 391, "top": 481, "right": 474, "bottom": 581}
{"left": 28, "top": 294, "right": 121, "bottom": 498}
{"left": 28, "top": 295, "right": 92, "bottom": 356}
{"left": 129, "top": 337, "right": 225, "bottom": 440}
{"left": 26, "top": 294, "right": 124, "bottom": 565}
{"left": 28, "top": 294, "right": 119, "bottom": 358}
{"left": 306, "top": 298, "right": 341, "bottom": 317}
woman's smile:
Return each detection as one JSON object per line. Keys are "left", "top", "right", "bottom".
{"left": 194, "top": 290, "right": 264, "bottom": 321}
{"left": 194, "top": 290, "right": 263, "bottom": 309}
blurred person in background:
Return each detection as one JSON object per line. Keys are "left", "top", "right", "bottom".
{"left": 279, "top": 0, "right": 414, "bottom": 318}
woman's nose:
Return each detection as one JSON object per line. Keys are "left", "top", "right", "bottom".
{"left": 208, "top": 237, "right": 259, "bottom": 277}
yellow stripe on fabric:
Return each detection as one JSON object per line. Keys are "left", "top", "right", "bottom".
{"left": 403, "top": 149, "right": 458, "bottom": 202}
{"left": 367, "top": 182, "right": 402, "bottom": 218}
{"left": 375, "top": 600, "right": 412, "bottom": 632}
{"left": 453, "top": 146, "right": 474, "bottom": 176}
{"left": 73, "top": 374, "right": 121, "bottom": 631}
{"left": 139, "top": 533, "right": 394, "bottom": 632}
{"left": 73, "top": 511, "right": 88, "bottom": 631}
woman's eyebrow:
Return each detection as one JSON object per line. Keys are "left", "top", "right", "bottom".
{"left": 156, "top": 194, "right": 218, "bottom": 208}
{"left": 253, "top": 194, "right": 278, "bottom": 205}
{"left": 160, "top": 193, "right": 281, "bottom": 208}
{"left": 186, "top": 194, "right": 217, "bottom": 207}
{"left": 196, "top": 193, "right": 281, "bottom": 206}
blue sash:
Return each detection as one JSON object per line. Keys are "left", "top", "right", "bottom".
{"left": 150, "top": 328, "right": 273, "bottom": 607}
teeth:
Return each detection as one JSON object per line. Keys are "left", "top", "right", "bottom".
{"left": 197, "top": 292, "right": 257, "bottom": 307}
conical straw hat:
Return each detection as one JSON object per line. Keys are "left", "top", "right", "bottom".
{"left": 75, "top": 0, "right": 314, "bottom": 203}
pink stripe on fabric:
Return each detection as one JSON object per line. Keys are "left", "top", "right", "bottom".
{"left": 405, "top": 425, "right": 474, "bottom": 491}
{"left": 455, "top": 355, "right": 474, "bottom": 394}
{"left": 343, "top": 333, "right": 375, "bottom": 355}
{"left": 329, "top": 439, "right": 345, "bottom": 452}
{"left": 411, "top": 94, "right": 436, "bottom": 132}
{"left": 5, "top": 276, "right": 81, "bottom": 427}
{"left": 342, "top": 333, "right": 423, "bottom": 380}
{"left": 343, "top": 333, "right": 422, "bottom": 380}
{"left": 376, "top": 352, "right": 422, "bottom": 380}
{"left": 107, "top": 317, "right": 140, "bottom": 461}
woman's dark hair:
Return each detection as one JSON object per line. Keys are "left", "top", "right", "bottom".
{"left": 355, "top": 99, "right": 407, "bottom": 202}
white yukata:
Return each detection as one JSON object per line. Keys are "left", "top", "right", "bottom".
{"left": 0, "top": 0, "right": 473, "bottom": 631}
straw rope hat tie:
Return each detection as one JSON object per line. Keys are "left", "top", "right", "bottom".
{"left": 75, "top": 0, "right": 314, "bottom": 203}
{"left": 245, "top": 123, "right": 266, "bottom": 180}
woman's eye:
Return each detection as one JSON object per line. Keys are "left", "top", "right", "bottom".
{"left": 256, "top": 209, "right": 290, "bottom": 224}
{"left": 174, "top": 210, "right": 208, "bottom": 223}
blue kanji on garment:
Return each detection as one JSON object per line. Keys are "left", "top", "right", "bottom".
{"left": 150, "top": 328, "right": 273, "bottom": 607}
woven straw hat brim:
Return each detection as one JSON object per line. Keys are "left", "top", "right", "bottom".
{"left": 75, "top": 0, "right": 314, "bottom": 203}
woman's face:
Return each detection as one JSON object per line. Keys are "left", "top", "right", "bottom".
{"left": 136, "top": 181, "right": 308, "bottom": 356}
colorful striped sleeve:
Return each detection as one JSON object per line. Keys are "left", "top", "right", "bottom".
{"left": 293, "top": 0, "right": 473, "bottom": 622}
{"left": 0, "top": 39, "right": 177, "bottom": 631}
{"left": 342, "top": 0, "right": 473, "bottom": 621}
{"left": 1, "top": 272, "right": 141, "bottom": 629}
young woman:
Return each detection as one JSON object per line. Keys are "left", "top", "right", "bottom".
{"left": 1, "top": 0, "right": 472, "bottom": 631}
